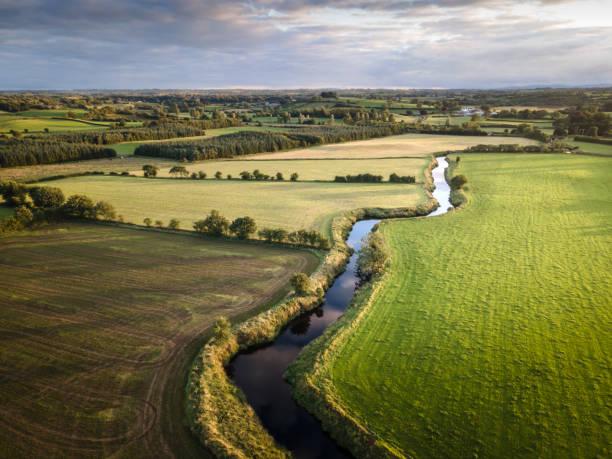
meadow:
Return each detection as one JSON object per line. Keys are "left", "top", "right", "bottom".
{"left": 150, "top": 157, "right": 429, "bottom": 181}
{"left": 249, "top": 134, "right": 538, "bottom": 160}
{"left": 39, "top": 176, "right": 424, "bottom": 235}
{"left": 0, "top": 222, "right": 319, "bottom": 458}
{"left": 568, "top": 140, "right": 612, "bottom": 156}
{"left": 299, "top": 153, "right": 612, "bottom": 458}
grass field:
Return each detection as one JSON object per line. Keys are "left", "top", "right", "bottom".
{"left": 568, "top": 140, "right": 612, "bottom": 156}
{"left": 150, "top": 157, "right": 429, "bottom": 181}
{"left": 319, "top": 154, "right": 611, "bottom": 457}
{"left": 40, "top": 176, "right": 424, "bottom": 235}
{"left": 249, "top": 134, "right": 538, "bottom": 160}
{"left": 0, "top": 222, "right": 320, "bottom": 458}
{"left": 0, "top": 155, "right": 181, "bottom": 182}
{"left": 0, "top": 117, "right": 110, "bottom": 134}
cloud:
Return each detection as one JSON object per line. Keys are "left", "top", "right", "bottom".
{"left": 0, "top": 0, "right": 610, "bottom": 88}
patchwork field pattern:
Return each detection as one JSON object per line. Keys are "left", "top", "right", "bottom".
{"left": 326, "top": 154, "right": 612, "bottom": 457}
{"left": 0, "top": 223, "right": 319, "bottom": 457}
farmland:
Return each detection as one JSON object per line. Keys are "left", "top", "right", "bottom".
{"left": 0, "top": 222, "right": 319, "bottom": 458}
{"left": 151, "top": 157, "right": 429, "bottom": 181}
{"left": 568, "top": 140, "right": 612, "bottom": 155}
{"left": 38, "top": 176, "right": 425, "bottom": 235}
{"left": 250, "top": 134, "right": 538, "bottom": 160}
{"left": 301, "top": 153, "right": 611, "bottom": 457}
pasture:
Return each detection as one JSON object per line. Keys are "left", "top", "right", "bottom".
{"left": 0, "top": 117, "right": 110, "bottom": 134}
{"left": 39, "top": 176, "right": 424, "bottom": 235}
{"left": 569, "top": 140, "right": 612, "bottom": 156}
{"left": 249, "top": 134, "right": 538, "bottom": 160}
{"left": 321, "top": 154, "right": 611, "bottom": 457}
{"left": 150, "top": 157, "right": 429, "bottom": 181}
{"left": 0, "top": 223, "right": 319, "bottom": 458}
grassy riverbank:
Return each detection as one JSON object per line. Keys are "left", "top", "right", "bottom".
{"left": 289, "top": 153, "right": 612, "bottom": 458}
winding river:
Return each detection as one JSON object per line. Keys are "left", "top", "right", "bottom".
{"left": 227, "top": 157, "right": 452, "bottom": 458}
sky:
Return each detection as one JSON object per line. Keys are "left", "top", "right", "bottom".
{"left": 1, "top": 0, "right": 611, "bottom": 90}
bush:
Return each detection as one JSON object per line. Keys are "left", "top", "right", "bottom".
{"left": 168, "top": 218, "right": 180, "bottom": 229}
{"left": 29, "top": 186, "right": 65, "bottom": 208}
{"left": 143, "top": 217, "right": 152, "bottom": 227}
{"left": 155, "top": 220, "right": 163, "bottom": 228}
{"left": 229, "top": 216, "right": 257, "bottom": 239}
{"left": 63, "top": 194, "right": 97, "bottom": 218}
{"left": 143, "top": 164, "right": 159, "bottom": 177}
{"left": 290, "top": 272, "right": 311, "bottom": 296}
{"left": 290, "top": 173, "right": 299, "bottom": 181}
{"left": 388, "top": 173, "right": 415, "bottom": 183}
{"left": 450, "top": 174, "right": 468, "bottom": 190}
{"left": 94, "top": 201, "right": 117, "bottom": 220}
{"left": 193, "top": 210, "right": 229, "bottom": 236}
{"left": 357, "top": 232, "right": 390, "bottom": 281}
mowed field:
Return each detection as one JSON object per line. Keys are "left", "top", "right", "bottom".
{"left": 325, "top": 154, "right": 611, "bottom": 457}
{"left": 40, "top": 176, "right": 425, "bottom": 235}
{"left": 0, "top": 223, "right": 319, "bottom": 458}
{"left": 249, "top": 134, "right": 538, "bottom": 159}
{"left": 151, "top": 157, "right": 429, "bottom": 181}
{"left": 568, "top": 140, "right": 612, "bottom": 156}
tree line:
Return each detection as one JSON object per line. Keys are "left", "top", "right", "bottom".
{"left": 0, "top": 139, "right": 116, "bottom": 168}
{"left": 462, "top": 142, "right": 566, "bottom": 153}
{"left": 191, "top": 210, "right": 330, "bottom": 249}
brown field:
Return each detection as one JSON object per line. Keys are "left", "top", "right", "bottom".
{"left": 0, "top": 223, "right": 320, "bottom": 458}
{"left": 247, "top": 134, "right": 538, "bottom": 160}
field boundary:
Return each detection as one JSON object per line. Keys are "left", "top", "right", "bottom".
{"left": 184, "top": 156, "right": 440, "bottom": 458}
{"left": 283, "top": 159, "right": 468, "bottom": 458}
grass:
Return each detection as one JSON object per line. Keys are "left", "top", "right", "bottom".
{"left": 0, "top": 117, "right": 110, "bottom": 134}
{"left": 568, "top": 140, "right": 612, "bottom": 156}
{"left": 0, "top": 222, "right": 320, "bottom": 458}
{"left": 150, "top": 157, "right": 430, "bottom": 181}
{"left": 38, "top": 176, "right": 425, "bottom": 236}
{"left": 305, "top": 153, "right": 611, "bottom": 458}
{"left": 0, "top": 155, "right": 181, "bottom": 182}
{"left": 0, "top": 205, "right": 13, "bottom": 220}
{"left": 249, "top": 134, "right": 538, "bottom": 160}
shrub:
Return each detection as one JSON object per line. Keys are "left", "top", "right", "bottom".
{"left": 198, "top": 171, "right": 207, "bottom": 179}
{"left": 155, "top": 220, "right": 163, "bottom": 228}
{"left": 193, "top": 210, "right": 229, "bottom": 236}
{"left": 290, "top": 272, "right": 311, "bottom": 296}
{"left": 29, "top": 186, "right": 65, "bottom": 208}
{"left": 94, "top": 201, "right": 117, "bottom": 220}
{"left": 357, "top": 232, "right": 390, "bottom": 280}
{"left": 63, "top": 194, "right": 97, "bottom": 218}
{"left": 215, "top": 171, "right": 222, "bottom": 179}
{"left": 143, "top": 217, "right": 152, "bottom": 227}
{"left": 450, "top": 174, "right": 468, "bottom": 190}
{"left": 169, "top": 165, "right": 189, "bottom": 178}
{"left": 276, "top": 172, "right": 284, "bottom": 181}
{"left": 290, "top": 173, "right": 299, "bottom": 181}
{"left": 168, "top": 218, "right": 180, "bottom": 229}
{"left": 388, "top": 173, "right": 415, "bottom": 183}
{"left": 143, "top": 164, "right": 159, "bottom": 177}
{"left": 229, "top": 216, "right": 257, "bottom": 239}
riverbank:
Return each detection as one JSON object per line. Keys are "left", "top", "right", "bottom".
{"left": 185, "top": 156, "right": 441, "bottom": 457}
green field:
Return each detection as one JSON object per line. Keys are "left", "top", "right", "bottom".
{"left": 313, "top": 154, "right": 611, "bottom": 457}
{"left": 0, "top": 117, "right": 110, "bottom": 134}
{"left": 250, "top": 134, "right": 538, "bottom": 160}
{"left": 151, "top": 157, "right": 429, "bottom": 181}
{"left": 0, "top": 223, "right": 319, "bottom": 458}
{"left": 40, "top": 176, "right": 424, "bottom": 235}
{"left": 568, "top": 140, "right": 612, "bottom": 155}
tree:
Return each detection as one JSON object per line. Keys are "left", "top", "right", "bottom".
{"left": 0, "top": 180, "right": 28, "bottom": 206}
{"left": 193, "top": 210, "right": 229, "bottom": 236}
{"left": 276, "top": 172, "right": 284, "bottom": 181}
{"left": 155, "top": 220, "right": 163, "bottom": 228}
{"left": 63, "top": 194, "right": 97, "bottom": 218}
{"left": 143, "top": 217, "right": 152, "bottom": 227}
{"left": 357, "top": 232, "right": 389, "bottom": 281}
{"left": 450, "top": 174, "right": 468, "bottom": 190}
{"left": 169, "top": 165, "right": 188, "bottom": 178}
{"left": 191, "top": 172, "right": 198, "bottom": 179}
{"left": 213, "top": 316, "right": 232, "bottom": 343}
{"left": 29, "top": 186, "right": 65, "bottom": 208}
{"left": 94, "top": 201, "right": 117, "bottom": 220}
{"left": 168, "top": 218, "right": 180, "bottom": 229}
{"left": 198, "top": 171, "right": 207, "bottom": 179}
{"left": 215, "top": 171, "right": 222, "bottom": 179}
{"left": 290, "top": 172, "right": 298, "bottom": 181}
{"left": 14, "top": 205, "right": 33, "bottom": 225}
{"left": 230, "top": 216, "right": 257, "bottom": 239}
{"left": 290, "top": 272, "right": 311, "bottom": 296}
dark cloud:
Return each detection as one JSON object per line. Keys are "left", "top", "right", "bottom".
{"left": 0, "top": 0, "right": 609, "bottom": 88}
